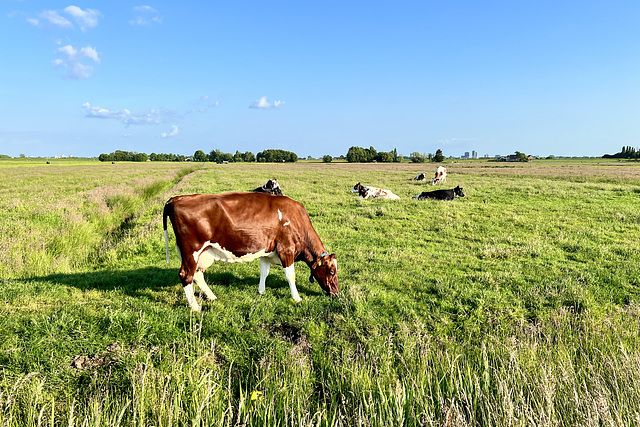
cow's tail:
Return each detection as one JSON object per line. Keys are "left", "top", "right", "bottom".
{"left": 163, "top": 200, "right": 173, "bottom": 264}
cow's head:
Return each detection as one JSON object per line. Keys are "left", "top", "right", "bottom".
{"left": 351, "top": 182, "right": 362, "bottom": 193}
{"left": 264, "top": 179, "right": 283, "bottom": 195}
{"left": 309, "top": 252, "right": 339, "bottom": 296}
{"left": 454, "top": 186, "right": 465, "bottom": 197}
{"left": 358, "top": 185, "right": 369, "bottom": 198}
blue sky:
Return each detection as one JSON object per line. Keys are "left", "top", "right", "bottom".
{"left": 1, "top": 1, "right": 638, "bottom": 159}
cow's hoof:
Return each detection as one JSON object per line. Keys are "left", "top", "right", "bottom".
{"left": 293, "top": 296, "right": 302, "bottom": 303}
{"left": 258, "top": 290, "right": 265, "bottom": 295}
{"left": 190, "top": 306, "right": 201, "bottom": 313}
{"left": 205, "top": 294, "right": 217, "bottom": 301}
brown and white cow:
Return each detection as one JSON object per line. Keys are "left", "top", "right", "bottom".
{"left": 432, "top": 166, "right": 447, "bottom": 185}
{"left": 163, "top": 192, "right": 338, "bottom": 311}
{"left": 351, "top": 182, "right": 401, "bottom": 200}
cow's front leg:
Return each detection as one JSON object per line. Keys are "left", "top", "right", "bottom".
{"left": 183, "top": 283, "right": 201, "bottom": 312}
{"left": 258, "top": 258, "right": 271, "bottom": 295}
{"left": 283, "top": 264, "right": 302, "bottom": 302}
{"left": 194, "top": 270, "right": 216, "bottom": 301}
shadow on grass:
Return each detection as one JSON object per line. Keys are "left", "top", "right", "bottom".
{"left": 28, "top": 264, "right": 324, "bottom": 301}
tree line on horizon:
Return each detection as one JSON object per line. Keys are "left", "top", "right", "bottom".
{"left": 90, "top": 144, "right": 640, "bottom": 164}
{"left": 602, "top": 146, "right": 640, "bottom": 160}
{"left": 98, "top": 149, "right": 298, "bottom": 163}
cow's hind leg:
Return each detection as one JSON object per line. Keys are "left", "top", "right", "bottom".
{"left": 258, "top": 258, "right": 271, "bottom": 294}
{"left": 180, "top": 263, "right": 201, "bottom": 312}
{"left": 194, "top": 269, "right": 216, "bottom": 301}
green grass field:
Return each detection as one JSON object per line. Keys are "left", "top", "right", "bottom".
{"left": 1, "top": 159, "right": 639, "bottom": 426}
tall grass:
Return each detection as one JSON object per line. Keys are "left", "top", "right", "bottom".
{"left": 1, "top": 160, "right": 639, "bottom": 425}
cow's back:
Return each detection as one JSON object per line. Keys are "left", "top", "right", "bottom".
{"left": 165, "top": 192, "right": 310, "bottom": 256}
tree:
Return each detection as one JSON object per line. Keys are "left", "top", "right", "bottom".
{"left": 323, "top": 155, "right": 333, "bottom": 163}
{"left": 242, "top": 151, "right": 256, "bottom": 162}
{"left": 193, "top": 150, "right": 207, "bottom": 162}
{"left": 256, "top": 149, "right": 298, "bottom": 163}
{"left": 515, "top": 151, "right": 529, "bottom": 162}
{"left": 379, "top": 151, "right": 394, "bottom": 162}
{"left": 367, "top": 146, "right": 378, "bottom": 162}
{"left": 346, "top": 146, "right": 367, "bottom": 163}
{"left": 209, "top": 149, "right": 230, "bottom": 163}
{"left": 410, "top": 152, "right": 427, "bottom": 163}
{"left": 433, "top": 149, "right": 444, "bottom": 163}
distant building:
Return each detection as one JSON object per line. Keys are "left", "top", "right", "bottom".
{"left": 472, "top": 150, "right": 477, "bottom": 159}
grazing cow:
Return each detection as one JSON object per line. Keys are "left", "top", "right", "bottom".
{"left": 414, "top": 173, "right": 426, "bottom": 181}
{"left": 351, "top": 182, "right": 401, "bottom": 200}
{"left": 253, "top": 179, "right": 283, "bottom": 195}
{"left": 163, "top": 192, "right": 338, "bottom": 311}
{"left": 413, "top": 186, "right": 465, "bottom": 201}
{"left": 432, "top": 166, "right": 447, "bottom": 185}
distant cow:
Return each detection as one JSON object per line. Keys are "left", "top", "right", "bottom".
{"left": 414, "top": 173, "right": 426, "bottom": 181}
{"left": 163, "top": 192, "right": 338, "bottom": 311}
{"left": 351, "top": 182, "right": 401, "bottom": 200}
{"left": 413, "top": 186, "right": 465, "bottom": 201}
{"left": 253, "top": 179, "right": 283, "bottom": 195}
{"left": 432, "top": 166, "right": 447, "bottom": 185}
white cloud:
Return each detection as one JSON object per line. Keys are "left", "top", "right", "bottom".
{"left": 130, "top": 5, "right": 162, "bottom": 26}
{"left": 28, "top": 7, "right": 101, "bottom": 31}
{"left": 161, "top": 125, "right": 179, "bottom": 138}
{"left": 36, "top": 10, "right": 74, "bottom": 29}
{"left": 53, "top": 45, "right": 100, "bottom": 79}
{"left": 249, "top": 96, "right": 285, "bottom": 109}
{"left": 64, "top": 6, "right": 100, "bottom": 32}
{"left": 82, "top": 102, "right": 172, "bottom": 126}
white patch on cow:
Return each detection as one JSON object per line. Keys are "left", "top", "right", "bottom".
{"left": 283, "top": 221, "right": 290, "bottom": 226}
{"left": 278, "top": 209, "right": 283, "bottom": 221}
{"left": 193, "top": 242, "right": 282, "bottom": 271}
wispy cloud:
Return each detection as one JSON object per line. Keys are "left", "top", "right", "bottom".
{"left": 186, "top": 95, "right": 220, "bottom": 114}
{"left": 249, "top": 96, "right": 285, "bottom": 109}
{"left": 82, "top": 102, "right": 173, "bottom": 126}
{"left": 161, "top": 125, "right": 179, "bottom": 138}
{"left": 438, "top": 137, "right": 475, "bottom": 146}
{"left": 28, "top": 6, "right": 100, "bottom": 31}
{"left": 29, "top": 10, "right": 73, "bottom": 29}
{"left": 64, "top": 6, "right": 100, "bottom": 32}
{"left": 82, "top": 95, "right": 218, "bottom": 131}
{"left": 130, "top": 5, "right": 162, "bottom": 26}
{"left": 53, "top": 45, "right": 100, "bottom": 79}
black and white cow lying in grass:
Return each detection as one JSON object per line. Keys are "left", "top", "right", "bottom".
{"left": 413, "top": 186, "right": 465, "bottom": 201}
{"left": 253, "top": 179, "right": 283, "bottom": 195}
{"left": 351, "top": 182, "right": 401, "bottom": 200}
